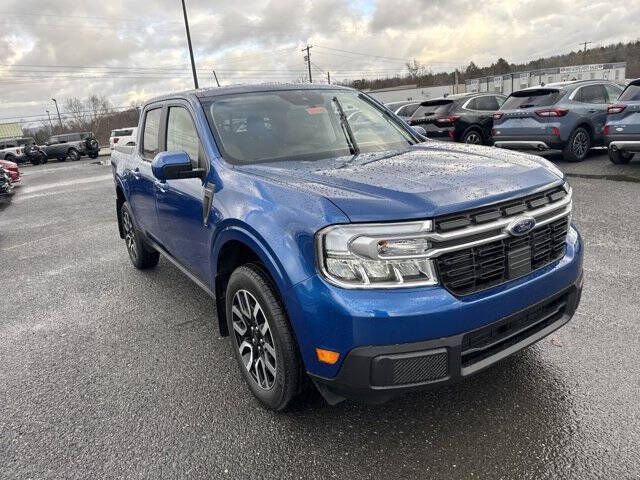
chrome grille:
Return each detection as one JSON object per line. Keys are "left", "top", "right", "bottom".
{"left": 426, "top": 184, "right": 572, "bottom": 296}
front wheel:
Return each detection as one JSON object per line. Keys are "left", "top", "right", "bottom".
{"left": 608, "top": 149, "right": 634, "bottom": 164}
{"left": 120, "top": 202, "right": 159, "bottom": 269}
{"left": 226, "top": 264, "right": 304, "bottom": 411}
{"left": 563, "top": 127, "right": 591, "bottom": 162}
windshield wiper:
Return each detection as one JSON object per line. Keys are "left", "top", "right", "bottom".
{"left": 332, "top": 96, "right": 360, "bottom": 156}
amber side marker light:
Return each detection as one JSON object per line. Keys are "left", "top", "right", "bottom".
{"left": 316, "top": 348, "right": 340, "bottom": 365}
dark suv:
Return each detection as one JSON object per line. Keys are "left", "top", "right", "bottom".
{"left": 408, "top": 93, "right": 506, "bottom": 145}
{"left": 43, "top": 132, "right": 100, "bottom": 161}
{"left": 604, "top": 78, "right": 640, "bottom": 164}
{"left": 493, "top": 80, "right": 623, "bottom": 162}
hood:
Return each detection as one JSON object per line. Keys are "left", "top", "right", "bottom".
{"left": 239, "top": 141, "right": 564, "bottom": 222}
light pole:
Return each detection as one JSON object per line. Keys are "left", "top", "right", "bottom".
{"left": 51, "top": 98, "right": 63, "bottom": 129}
{"left": 45, "top": 110, "right": 54, "bottom": 131}
{"left": 181, "top": 0, "right": 199, "bottom": 89}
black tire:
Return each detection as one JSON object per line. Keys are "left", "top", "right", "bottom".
{"left": 68, "top": 148, "right": 81, "bottom": 161}
{"left": 40, "top": 153, "right": 49, "bottom": 164}
{"left": 226, "top": 264, "right": 304, "bottom": 411}
{"left": 58, "top": 157, "right": 66, "bottom": 162}
{"left": 462, "top": 128, "right": 484, "bottom": 145}
{"left": 563, "top": 127, "right": 591, "bottom": 162}
{"left": 120, "top": 202, "right": 160, "bottom": 269}
{"left": 30, "top": 156, "right": 42, "bottom": 166}
{"left": 608, "top": 148, "right": 634, "bottom": 165}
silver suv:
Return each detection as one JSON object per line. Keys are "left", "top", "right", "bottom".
{"left": 492, "top": 80, "right": 623, "bottom": 162}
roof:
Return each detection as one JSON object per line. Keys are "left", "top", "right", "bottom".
{"left": 0, "top": 122, "right": 23, "bottom": 140}
{"left": 147, "top": 83, "right": 354, "bottom": 104}
{"left": 517, "top": 79, "right": 621, "bottom": 92}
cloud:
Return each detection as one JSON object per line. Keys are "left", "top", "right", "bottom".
{"left": 0, "top": 0, "right": 638, "bottom": 124}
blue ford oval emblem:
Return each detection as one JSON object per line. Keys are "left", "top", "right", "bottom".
{"left": 506, "top": 216, "right": 536, "bottom": 236}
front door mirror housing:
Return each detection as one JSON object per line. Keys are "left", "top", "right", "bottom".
{"left": 151, "top": 151, "right": 205, "bottom": 182}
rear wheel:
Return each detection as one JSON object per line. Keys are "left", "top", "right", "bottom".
{"left": 462, "top": 129, "right": 483, "bottom": 145}
{"left": 563, "top": 127, "right": 591, "bottom": 162}
{"left": 608, "top": 149, "right": 634, "bottom": 164}
{"left": 68, "top": 148, "right": 81, "bottom": 161}
{"left": 226, "top": 264, "right": 304, "bottom": 411}
{"left": 120, "top": 202, "right": 159, "bottom": 269}
{"left": 30, "top": 156, "right": 42, "bottom": 166}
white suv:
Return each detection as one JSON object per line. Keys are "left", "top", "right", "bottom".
{"left": 109, "top": 127, "right": 138, "bottom": 150}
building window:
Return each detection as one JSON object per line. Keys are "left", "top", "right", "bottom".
{"left": 615, "top": 69, "right": 620, "bottom": 79}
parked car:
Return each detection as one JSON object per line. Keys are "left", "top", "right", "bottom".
{"left": 43, "top": 132, "right": 100, "bottom": 161}
{"left": 408, "top": 93, "right": 506, "bottom": 145}
{"left": 385, "top": 101, "right": 420, "bottom": 122}
{"left": 0, "top": 137, "right": 48, "bottom": 165}
{"left": 110, "top": 127, "right": 138, "bottom": 149}
{"left": 493, "top": 80, "right": 624, "bottom": 161}
{"left": 604, "top": 78, "right": 640, "bottom": 164}
{"left": 0, "top": 159, "right": 21, "bottom": 183}
{"left": 0, "top": 165, "right": 14, "bottom": 196}
{"left": 111, "top": 84, "right": 582, "bottom": 410}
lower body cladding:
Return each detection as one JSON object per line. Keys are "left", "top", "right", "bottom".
{"left": 287, "top": 227, "right": 583, "bottom": 404}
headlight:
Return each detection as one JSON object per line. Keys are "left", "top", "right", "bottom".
{"left": 315, "top": 221, "right": 438, "bottom": 288}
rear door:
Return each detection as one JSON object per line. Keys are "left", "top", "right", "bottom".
{"left": 572, "top": 84, "right": 610, "bottom": 142}
{"left": 155, "top": 102, "right": 213, "bottom": 282}
{"left": 127, "top": 106, "right": 163, "bottom": 241}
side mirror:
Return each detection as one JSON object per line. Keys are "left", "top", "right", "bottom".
{"left": 412, "top": 126, "right": 427, "bottom": 137}
{"left": 151, "top": 151, "right": 205, "bottom": 182}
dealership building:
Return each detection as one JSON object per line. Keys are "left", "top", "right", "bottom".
{"left": 465, "top": 62, "right": 627, "bottom": 96}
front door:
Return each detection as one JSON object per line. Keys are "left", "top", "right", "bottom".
{"left": 128, "top": 107, "right": 163, "bottom": 241}
{"left": 154, "top": 104, "right": 214, "bottom": 283}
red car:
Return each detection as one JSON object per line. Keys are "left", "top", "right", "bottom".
{"left": 0, "top": 159, "right": 20, "bottom": 183}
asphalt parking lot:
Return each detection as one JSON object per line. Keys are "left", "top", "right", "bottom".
{"left": 1, "top": 151, "right": 639, "bottom": 480}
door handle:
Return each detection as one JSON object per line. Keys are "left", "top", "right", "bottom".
{"left": 131, "top": 167, "right": 141, "bottom": 179}
{"left": 588, "top": 109, "right": 598, "bottom": 113}
{"left": 154, "top": 180, "right": 168, "bottom": 193}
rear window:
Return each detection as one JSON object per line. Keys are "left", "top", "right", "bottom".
{"left": 619, "top": 83, "right": 640, "bottom": 101}
{"left": 411, "top": 100, "right": 453, "bottom": 119}
{"left": 501, "top": 89, "right": 561, "bottom": 109}
{"left": 114, "top": 129, "right": 134, "bottom": 136}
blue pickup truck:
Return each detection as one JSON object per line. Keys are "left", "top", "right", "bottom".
{"left": 111, "top": 84, "right": 583, "bottom": 410}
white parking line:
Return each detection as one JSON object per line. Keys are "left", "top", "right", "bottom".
{"left": 18, "top": 174, "right": 113, "bottom": 194}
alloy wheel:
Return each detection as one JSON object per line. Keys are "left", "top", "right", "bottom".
{"left": 231, "top": 289, "right": 277, "bottom": 390}
{"left": 572, "top": 131, "right": 589, "bottom": 158}
{"left": 122, "top": 209, "right": 138, "bottom": 262}
{"left": 465, "top": 132, "right": 482, "bottom": 144}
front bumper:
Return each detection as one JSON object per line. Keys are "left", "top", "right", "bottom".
{"left": 286, "top": 226, "right": 583, "bottom": 403}
{"left": 310, "top": 274, "right": 582, "bottom": 403}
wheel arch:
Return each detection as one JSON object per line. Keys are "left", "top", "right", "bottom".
{"left": 461, "top": 124, "right": 485, "bottom": 144}
{"left": 212, "top": 226, "right": 292, "bottom": 337}
{"left": 115, "top": 178, "right": 127, "bottom": 239}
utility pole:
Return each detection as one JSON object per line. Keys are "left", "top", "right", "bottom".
{"left": 212, "top": 69, "right": 220, "bottom": 87}
{"left": 45, "top": 110, "right": 54, "bottom": 131}
{"left": 302, "top": 45, "right": 313, "bottom": 83}
{"left": 580, "top": 41, "right": 592, "bottom": 53}
{"left": 51, "top": 98, "right": 63, "bottom": 129}
{"left": 454, "top": 69, "right": 458, "bottom": 94}
{"left": 181, "top": 0, "right": 199, "bottom": 89}
{"left": 327, "top": 71, "right": 330, "bottom": 85}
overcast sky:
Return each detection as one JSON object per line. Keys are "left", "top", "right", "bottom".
{"left": 1, "top": 0, "right": 639, "bottom": 126}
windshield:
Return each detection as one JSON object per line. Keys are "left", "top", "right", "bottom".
{"left": 501, "top": 89, "right": 561, "bottom": 109}
{"left": 619, "top": 83, "right": 640, "bottom": 101}
{"left": 202, "top": 89, "right": 417, "bottom": 165}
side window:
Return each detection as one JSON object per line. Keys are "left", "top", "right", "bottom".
{"left": 397, "top": 105, "right": 411, "bottom": 116}
{"left": 466, "top": 98, "right": 478, "bottom": 110}
{"left": 604, "top": 84, "right": 622, "bottom": 103}
{"left": 575, "top": 85, "right": 607, "bottom": 104}
{"left": 480, "top": 96, "right": 501, "bottom": 110}
{"left": 166, "top": 107, "right": 200, "bottom": 167}
{"left": 496, "top": 96, "right": 506, "bottom": 108}
{"left": 142, "top": 108, "right": 162, "bottom": 159}
{"left": 404, "top": 104, "right": 420, "bottom": 117}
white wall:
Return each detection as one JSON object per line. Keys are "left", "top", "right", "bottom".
{"left": 366, "top": 84, "right": 464, "bottom": 104}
